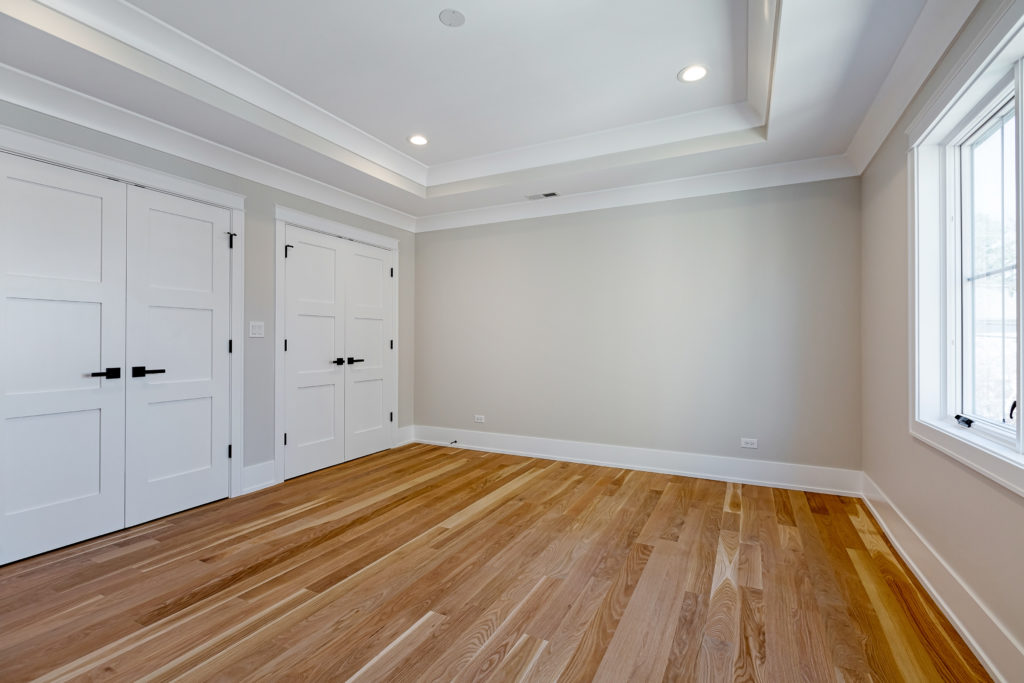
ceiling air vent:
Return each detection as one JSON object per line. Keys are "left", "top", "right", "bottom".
{"left": 526, "top": 192, "right": 559, "bottom": 200}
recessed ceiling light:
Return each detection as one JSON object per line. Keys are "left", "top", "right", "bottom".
{"left": 409, "top": 134, "right": 428, "bottom": 146}
{"left": 439, "top": 9, "right": 465, "bottom": 27}
{"left": 678, "top": 65, "right": 708, "bottom": 83}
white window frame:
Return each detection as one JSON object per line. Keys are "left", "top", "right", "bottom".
{"left": 910, "top": 11, "right": 1024, "bottom": 499}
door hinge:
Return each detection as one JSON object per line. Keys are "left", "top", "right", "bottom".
{"left": 227, "top": 231, "right": 237, "bottom": 249}
{"left": 284, "top": 338, "right": 288, "bottom": 351}
{"left": 390, "top": 267, "right": 394, "bottom": 278}
{"left": 389, "top": 412, "right": 393, "bottom": 422}
{"left": 228, "top": 444, "right": 232, "bottom": 459}
{"left": 284, "top": 432, "right": 288, "bottom": 445}
{"left": 228, "top": 339, "right": 233, "bottom": 353}
{"left": 285, "top": 244, "right": 294, "bottom": 258}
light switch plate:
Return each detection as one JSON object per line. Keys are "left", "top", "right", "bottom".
{"left": 249, "top": 321, "right": 265, "bottom": 338}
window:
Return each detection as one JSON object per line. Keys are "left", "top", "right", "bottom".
{"left": 957, "top": 101, "right": 1017, "bottom": 440}
{"left": 911, "top": 37, "right": 1024, "bottom": 497}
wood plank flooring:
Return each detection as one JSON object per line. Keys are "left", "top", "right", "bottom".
{"left": 0, "top": 443, "right": 990, "bottom": 681}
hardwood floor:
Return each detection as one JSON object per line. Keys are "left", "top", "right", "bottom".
{"left": 0, "top": 443, "right": 989, "bottom": 682}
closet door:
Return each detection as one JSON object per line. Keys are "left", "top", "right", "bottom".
{"left": 0, "top": 155, "right": 126, "bottom": 564}
{"left": 124, "top": 187, "right": 231, "bottom": 526}
{"left": 284, "top": 225, "right": 346, "bottom": 478}
{"left": 344, "top": 242, "right": 395, "bottom": 459}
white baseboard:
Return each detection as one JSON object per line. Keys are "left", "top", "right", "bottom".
{"left": 395, "top": 425, "right": 415, "bottom": 448}
{"left": 862, "top": 475, "right": 1023, "bottom": 683}
{"left": 412, "top": 425, "right": 863, "bottom": 495}
{"left": 241, "top": 460, "right": 277, "bottom": 494}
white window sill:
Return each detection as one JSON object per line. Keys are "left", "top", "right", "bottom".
{"left": 911, "top": 418, "right": 1024, "bottom": 498}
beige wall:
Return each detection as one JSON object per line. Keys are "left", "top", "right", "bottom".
{"left": 860, "top": 0, "right": 1024, "bottom": 665}
{"left": 416, "top": 178, "right": 862, "bottom": 469}
{"left": 0, "top": 102, "right": 415, "bottom": 467}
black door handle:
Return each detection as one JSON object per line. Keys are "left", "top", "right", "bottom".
{"left": 347, "top": 357, "right": 365, "bottom": 364}
{"left": 89, "top": 367, "right": 121, "bottom": 379}
{"left": 332, "top": 358, "right": 345, "bottom": 365}
{"left": 132, "top": 366, "right": 167, "bottom": 378}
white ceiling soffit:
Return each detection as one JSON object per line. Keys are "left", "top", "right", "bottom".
{"left": 0, "top": 0, "right": 977, "bottom": 231}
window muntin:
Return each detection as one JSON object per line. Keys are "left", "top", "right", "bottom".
{"left": 959, "top": 102, "right": 1018, "bottom": 434}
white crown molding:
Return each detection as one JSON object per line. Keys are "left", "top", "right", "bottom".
{"left": 862, "top": 475, "right": 1023, "bottom": 682}
{"left": 425, "top": 103, "right": 764, "bottom": 190}
{"left": 7, "top": 0, "right": 429, "bottom": 191}
{"left": 1, "top": 0, "right": 779, "bottom": 195}
{"left": 413, "top": 426, "right": 863, "bottom": 495}
{"left": 849, "top": 0, "right": 982, "bottom": 172}
{"left": 416, "top": 154, "right": 858, "bottom": 232}
{"left": 0, "top": 63, "right": 418, "bottom": 231}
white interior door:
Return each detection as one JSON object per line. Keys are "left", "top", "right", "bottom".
{"left": 125, "top": 187, "right": 231, "bottom": 526}
{"left": 345, "top": 242, "right": 395, "bottom": 459}
{"left": 0, "top": 154, "right": 126, "bottom": 564}
{"left": 284, "top": 225, "right": 346, "bottom": 478}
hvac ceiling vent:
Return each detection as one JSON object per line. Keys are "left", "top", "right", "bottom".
{"left": 526, "top": 192, "right": 559, "bottom": 200}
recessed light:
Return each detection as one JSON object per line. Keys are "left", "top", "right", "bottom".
{"left": 678, "top": 65, "right": 708, "bottom": 83}
{"left": 409, "top": 134, "right": 428, "bottom": 146}
{"left": 439, "top": 9, "right": 465, "bottom": 27}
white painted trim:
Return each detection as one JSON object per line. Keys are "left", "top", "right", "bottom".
{"left": 273, "top": 219, "right": 287, "bottom": 487}
{"left": 395, "top": 426, "right": 415, "bottom": 448}
{"left": 0, "top": 123, "right": 243, "bottom": 209}
{"left": 847, "top": 0, "right": 980, "bottom": 173}
{"left": 241, "top": 460, "right": 277, "bottom": 495}
{"left": 0, "top": 64, "right": 418, "bottom": 231}
{"left": 862, "top": 475, "right": 1023, "bottom": 683}
{"left": 229, "top": 208, "right": 245, "bottom": 497}
{"left": 412, "top": 426, "right": 863, "bottom": 495}
{"left": 275, "top": 206, "right": 400, "bottom": 251}
{"left": 416, "top": 155, "right": 858, "bottom": 232}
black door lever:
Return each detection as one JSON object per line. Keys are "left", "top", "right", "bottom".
{"left": 132, "top": 366, "right": 167, "bottom": 378}
{"left": 89, "top": 367, "right": 121, "bottom": 379}
{"left": 332, "top": 358, "right": 345, "bottom": 365}
{"left": 347, "top": 357, "right": 365, "bottom": 364}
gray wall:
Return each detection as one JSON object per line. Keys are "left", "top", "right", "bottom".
{"left": 416, "top": 178, "right": 862, "bottom": 469}
{"left": 860, "top": 0, "right": 1024, "bottom": 659}
{"left": 0, "top": 102, "right": 415, "bottom": 467}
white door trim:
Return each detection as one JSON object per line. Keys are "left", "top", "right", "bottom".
{"left": 274, "top": 206, "right": 399, "bottom": 486}
{"left": 0, "top": 129, "right": 246, "bottom": 499}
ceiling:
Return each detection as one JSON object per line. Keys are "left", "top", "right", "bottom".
{"left": 0, "top": 0, "right": 977, "bottom": 231}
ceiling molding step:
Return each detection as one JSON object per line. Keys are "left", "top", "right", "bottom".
{"left": 0, "top": 0, "right": 780, "bottom": 195}
{"left": 425, "top": 103, "right": 764, "bottom": 188}
{"left": 3, "top": 0, "right": 429, "bottom": 194}
{"left": 426, "top": 126, "right": 767, "bottom": 199}
{"left": 0, "top": 64, "right": 418, "bottom": 231}
{"left": 847, "top": 0, "right": 981, "bottom": 172}
{"left": 747, "top": 0, "right": 781, "bottom": 122}
{"left": 414, "top": 155, "right": 858, "bottom": 232}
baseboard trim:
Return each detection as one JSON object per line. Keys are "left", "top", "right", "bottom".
{"left": 395, "top": 425, "right": 415, "bottom": 448}
{"left": 241, "top": 460, "right": 277, "bottom": 495}
{"left": 412, "top": 425, "right": 862, "bottom": 495}
{"left": 862, "top": 475, "right": 1023, "bottom": 683}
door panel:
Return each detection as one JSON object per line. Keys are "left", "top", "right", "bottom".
{"left": 284, "top": 225, "right": 345, "bottom": 478}
{"left": 0, "top": 154, "right": 126, "bottom": 564}
{"left": 345, "top": 243, "right": 394, "bottom": 459}
{"left": 125, "top": 187, "right": 230, "bottom": 526}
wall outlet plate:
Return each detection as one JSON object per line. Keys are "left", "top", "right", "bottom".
{"left": 740, "top": 438, "right": 758, "bottom": 449}
{"left": 474, "top": 415, "right": 485, "bottom": 423}
{"left": 249, "top": 321, "right": 265, "bottom": 338}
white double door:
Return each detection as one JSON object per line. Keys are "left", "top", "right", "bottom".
{"left": 0, "top": 155, "right": 231, "bottom": 564}
{"left": 284, "top": 224, "right": 394, "bottom": 479}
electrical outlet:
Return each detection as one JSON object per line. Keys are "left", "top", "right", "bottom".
{"left": 740, "top": 438, "right": 758, "bottom": 449}
{"left": 474, "top": 415, "right": 485, "bottom": 423}
{"left": 248, "top": 321, "right": 265, "bottom": 338}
